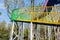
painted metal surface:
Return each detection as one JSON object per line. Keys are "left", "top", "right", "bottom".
{"left": 11, "top": 6, "right": 60, "bottom": 25}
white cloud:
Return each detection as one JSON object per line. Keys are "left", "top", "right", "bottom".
{"left": 0, "top": 3, "right": 6, "bottom": 9}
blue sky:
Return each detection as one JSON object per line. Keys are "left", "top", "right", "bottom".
{"left": 0, "top": 0, "right": 10, "bottom": 24}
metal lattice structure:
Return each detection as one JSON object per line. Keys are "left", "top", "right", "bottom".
{"left": 10, "top": 6, "right": 60, "bottom": 40}
{"left": 11, "top": 6, "right": 60, "bottom": 25}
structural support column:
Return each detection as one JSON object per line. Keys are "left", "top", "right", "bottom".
{"left": 54, "top": 27, "right": 57, "bottom": 40}
{"left": 18, "top": 22, "right": 24, "bottom": 40}
{"left": 21, "top": 22, "right": 24, "bottom": 40}
{"left": 18, "top": 22, "right": 20, "bottom": 40}
{"left": 10, "top": 21, "right": 14, "bottom": 40}
{"left": 44, "top": 25, "right": 46, "bottom": 40}
{"left": 28, "top": 23, "right": 30, "bottom": 40}
{"left": 23, "top": 22, "right": 24, "bottom": 40}
{"left": 30, "top": 22, "right": 33, "bottom": 40}
{"left": 48, "top": 26, "right": 51, "bottom": 40}
{"left": 57, "top": 27, "right": 60, "bottom": 40}
{"left": 36, "top": 24, "right": 40, "bottom": 40}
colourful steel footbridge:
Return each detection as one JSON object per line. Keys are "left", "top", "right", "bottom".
{"left": 11, "top": 6, "right": 60, "bottom": 26}
{"left": 10, "top": 6, "right": 60, "bottom": 40}
{"left": 10, "top": 0, "right": 60, "bottom": 40}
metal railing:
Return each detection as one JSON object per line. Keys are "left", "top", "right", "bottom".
{"left": 11, "top": 6, "right": 60, "bottom": 24}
